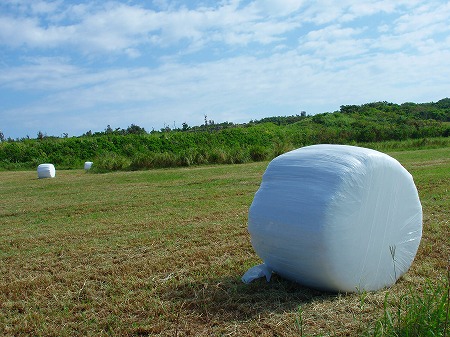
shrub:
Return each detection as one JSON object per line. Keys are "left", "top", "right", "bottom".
{"left": 249, "top": 145, "right": 268, "bottom": 162}
{"left": 130, "top": 152, "right": 155, "bottom": 170}
{"left": 207, "top": 148, "right": 229, "bottom": 164}
{"left": 271, "top": 139, "right": 295, "bottom": 158}
{"left": 152, "top": 152, "right": 178, "bottom": 168}
{"left": 229, "top": 147, "right": 250, "bottom": 164}
{"left": 177, "top": 149, "right": 197, "bottom": 167}
{"left": 93, "top": 152, "right": 130, "bottom": 172}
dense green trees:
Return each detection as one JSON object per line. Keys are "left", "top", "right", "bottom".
{"left": 1, "top": 99, "right": 449, "bottom": 171}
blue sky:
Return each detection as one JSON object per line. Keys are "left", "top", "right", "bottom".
{"left": 1, "top": 0, "right": 449, "bottom": 139}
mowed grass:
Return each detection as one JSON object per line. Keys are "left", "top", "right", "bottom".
{"left": 0, "top": 146, "right": 448, "bottom": 336}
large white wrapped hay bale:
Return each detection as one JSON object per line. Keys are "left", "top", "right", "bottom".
{"left": 244, "top": 144, "right": 422, "bottom": 292}
{"left": 37, "top": 163, "right": 56, "bottom": 179}
{"left": 84, "top": 161, "right": 93, "bottom": 170}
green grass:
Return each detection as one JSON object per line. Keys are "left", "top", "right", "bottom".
{"left": 364, "top": 277, "right": 449, "bottom": 337}
{"left": 0, "top": 145, "right": 448, "bottom": 336}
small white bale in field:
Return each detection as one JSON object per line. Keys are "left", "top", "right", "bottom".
{"left": 37, "top": 163, "right": 56, "bottom": 179}
{"left": 243, "top": 144, "right": 422, "bottom": 292}
{"left": 84, "top": 161, "right": 93, "bottom": 170}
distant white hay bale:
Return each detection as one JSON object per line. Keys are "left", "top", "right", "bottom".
{"left": 84, "top": 161, "right": 93, "bottom": 170}
{"left": 37, "top": 163, "right": 56, "bottom": 179}
{"left": 243, "top": 144, "right": 422, "bottom": 292}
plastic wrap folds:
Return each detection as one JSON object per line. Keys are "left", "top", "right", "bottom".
{"left": 37, "top": 163, "right": 56, "bottom": 179}
{"left": 244, "top": 144, "right": 422, "bottom": 292}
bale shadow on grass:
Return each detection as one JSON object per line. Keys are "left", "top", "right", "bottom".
{"left": 162, "top": 272, "right": 338, "bottom": 326}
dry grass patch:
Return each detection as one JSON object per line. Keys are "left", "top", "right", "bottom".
{"left": 0, "top": 146, "right": 448, "bottom": 336}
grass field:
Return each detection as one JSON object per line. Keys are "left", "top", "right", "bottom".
{"left": 1, "top": 145, "right": 448, "bottom": 336}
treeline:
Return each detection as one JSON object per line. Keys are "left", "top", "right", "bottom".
{"left": 0, "top": 99, "right": 449, "bottom": 171}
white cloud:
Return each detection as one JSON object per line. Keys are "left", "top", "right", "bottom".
{"left": 394, "top": 1, "right": 450, "bottom": 39}
{"left": 1, "top": 0, "right": 450, "bottom": 138}
{"left": 347, "top": 1, "right": 396, "bottom": 18}
{"left": 29, "top": 0, "right": 62, "bottom": 15}
{"left": 248, "top": 0, "right": 304, "bottom": 17}
{"left": 0, "top": 0, "right": 307, "bottom": 56}
{"left": 0, "top": 57, "right": 80, "bottom": 90}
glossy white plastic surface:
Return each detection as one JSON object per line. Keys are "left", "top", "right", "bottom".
{"left": 37, "top": 163, "right": 56, "bottom": 178}
{"left": 245, "top": 145, "right": 422, "bottom": 292}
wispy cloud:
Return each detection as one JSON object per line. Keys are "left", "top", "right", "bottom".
{"left": 0, "top": 0, "right": 305, "bottom": 55}
{"left": 1, "top": 0, "right": 449, "bottom": 138}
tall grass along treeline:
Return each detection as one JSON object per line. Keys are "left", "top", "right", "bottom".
{"left": 0, "top": 98, "right": 449, "bottom": 171}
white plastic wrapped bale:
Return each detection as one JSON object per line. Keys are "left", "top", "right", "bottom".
{"left": 244, "top": 144, "right": 422, "bottom": 292}
{"left": 37, "top": 163, "right": 56, "bottom": 178}
{"left": 84, "top": 161, "right": 93, "bottom": 170}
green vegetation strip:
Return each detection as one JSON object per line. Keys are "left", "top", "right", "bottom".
{"left": 0, "top": 145, "right": 448, "bottom": 336}
{"left": 1, "top": 99, "right": 449, "bottom": 171}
